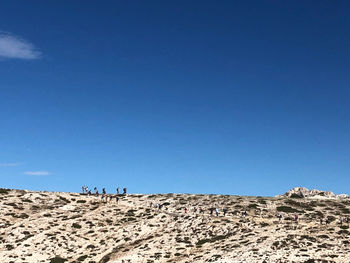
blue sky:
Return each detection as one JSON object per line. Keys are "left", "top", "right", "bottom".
{"left": 0, "top": 1, "right": 349, "bottom": 196}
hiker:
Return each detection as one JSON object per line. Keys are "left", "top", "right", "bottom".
{"left": 87, "top": 190, "right": 92, "bottom": 196}
{"left": 101, "top": 194, "right": 105, "bottom": 202}
{"left": 325, "top": 218, "right": 330, "bottom": 225}
{"left": 294, "top": 214, "right": 298, "bottom": 223}
{"left": 82, "top": 186, "right": 85, "bottom": 193}
{"left": 319, "top": 218, "right": 323, "bottom": 225}
{"left": 223, "top": 208, "right": 227, "bottom": 216}
{"left": 278, "top": 213, "right": 282, "bottom": 222}
{"left": 215, "top": 208, "right": 219, "bottom": 216}
{"left": 123, "top": 187, "right": 127, "bottom": 195}
{"left": 340, "top": 217, "right": 343, "bottom": 226}
{"left": 102, "top": 188, "right": 106, "bottom": 195}
{"left": 115, "top": 196, "right": 119, "bottom": 203}
{"left": 184, "top": 208, "right": 187, "bottom": 213}
{"left": 109, "top": 195, "right": 113, "bottom": 202}
{"left": 193, "top": 207, "right": 197, "bottom": 213}
{"left": 116, "top": 187, "right": 120, "bottom": 195}
{"left": 150, "top": 202, "right": 153, "bottom": 208}
{"left": 94, "top": 187, "right": 98, "bottom": 195}
{"left": 209, "top": 208, "right": 214, "bottom": 215}
{"left": 242, "top": 210, "right": 247, "bottom": 218}
{"left": 95, "top": 190, "right": 99, "bottom": 196}
{"left": 199, "top": 207, "right": 204, "bottom": 214}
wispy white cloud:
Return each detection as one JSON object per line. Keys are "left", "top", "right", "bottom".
{"left": 0, "top": 163, "right": 22, "bottom": 167}
{"left": 24, "top": 171, "right": 50, "bottom": 176}
{"left": 0, "top": 33, "right": 41, "bottom": 60}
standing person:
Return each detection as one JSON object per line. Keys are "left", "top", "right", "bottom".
{"left": 209, "top": 208, "right": 213, "bottom": 215}
{"left": 109, "top": 195, "right": 113, "bottom": 202}
{"left": 200, "top": 207, "right": 204, "bottom": 214}
{"left": 184, "top": 208, "right": 187, "bottom": 213}
{"left": 123, "top": 187, "right": 127, "bottom": 195}
{"left": 115, "top": 196, "right": 119, "bottom": 203}
{"left": 94, "top": 187, "right": 98, "bottom": 194}
{"left": 278, "top": 213, "right": 283, "bottom": 222}
{"left": 223, "top": 208, "right": 227, "bottom": 216}
{"left": 82, "top": 186, "right": 85, "bottom": 193}
{"left": 116, "top": 187, "right": 120, "bottom": 195}
{"left": 325, "top": 218, "right": 330, "bottom": 225}
{"left": 215, "top": 208, "right": 219, "bottom": 216}
{"left": 242, "top": 210, "right": 247, "bottom": 218}
{"left": 102, "top": 188, "right": 106, "bottom": 195}
{"left": 294, "top": 214, "right": 298, "bottom": 223}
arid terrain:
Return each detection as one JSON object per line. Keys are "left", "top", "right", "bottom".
{"left": 0, "top": 188, "right": 349, "bottom": 263}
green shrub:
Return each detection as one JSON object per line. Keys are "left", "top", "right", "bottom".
{"left": 77, "top": 255, "right": 88, "bottom": 262}
{"left": 276, "top": 206, "right": 302, "bottom": 213}
{"left": 0, "top": 188, "right": 10, "bottom": 194}
{"left": 72, "top": 223, "right": 82, "bottom": 229}
{"left": 248, "top": 203, "right": 258, "bottom": 209}
{"left": 290, "top": 193, "right": 303, "bottom": 198}
{"left": 50, "top": 256, "right": 67, "bottom": 263}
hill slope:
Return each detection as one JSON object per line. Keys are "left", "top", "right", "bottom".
{"left": 0, "top": 189, "right": 349, "bottom": 263}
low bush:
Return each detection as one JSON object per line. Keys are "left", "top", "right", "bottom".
{"left": 72, "top": 223, "right": 82, "bottom": 229}
{"left": 276, "top": 206, "right": 303, "bottom": 213}
{"left": 50, "top": 256, "right": 67, "bottom": 263}
{"left": 0, "top": 188, "right": 10, "bottom": 194}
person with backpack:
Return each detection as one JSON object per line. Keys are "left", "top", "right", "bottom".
{"left": 278, "top": 213, "right": 283, "bottom": 222}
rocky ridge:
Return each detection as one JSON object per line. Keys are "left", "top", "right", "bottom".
{"left": 0, "top": 188, "right": 349, "bottom": 263}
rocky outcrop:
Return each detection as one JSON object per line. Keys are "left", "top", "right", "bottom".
{"left": 279, "top": 187, "right": 348, "bottom": 199}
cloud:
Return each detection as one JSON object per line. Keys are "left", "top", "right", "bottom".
{"left": 0, "top": 163, "right": 21, "bottom": 167}
{"left": 24, "top": 171, "right": 50, "bottom": 176}
{"left": 0, "top": 33, "right": 41, "bottom": 60}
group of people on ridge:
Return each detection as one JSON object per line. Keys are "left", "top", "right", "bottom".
{"left": 81, "top": 186, "right": 127, "bottom": 203}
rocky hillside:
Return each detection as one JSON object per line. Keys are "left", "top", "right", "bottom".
{"left": 0, "top": 188, "right": 349, "bottom": 263}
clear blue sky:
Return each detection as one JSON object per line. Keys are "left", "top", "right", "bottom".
{"left": 0, "top": 1, "right": 349, "bottom": 196}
